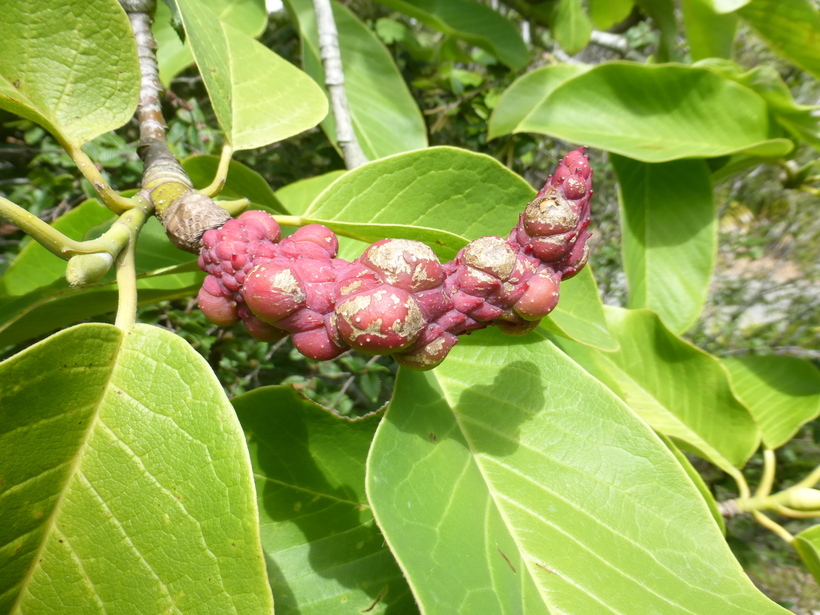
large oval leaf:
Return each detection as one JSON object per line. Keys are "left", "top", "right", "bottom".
{"left": 174, "top": 0, "right": 327, "bottom": 150}
{"left": 612, "top": 155, "right": 716, "bottom": 333}
{"left": 682, "top": 0, "right": 738, "bottom": 61}
{"left": 588, "top": 0, "right": 634, "bottom": 30}
{"left": 552, "top": 0, "right": 592, "bottom": 55}
{"left": 492, "top": 62, "right": 793, "bottom": 162}
{"left": 0, "top": 324, "right": 272, "bottom": 613}
{"left": 372, "top": 0, "right": 528, "bottom": 69}
{"left": 487, "top": 65, "right": 590, "bottom": 141}
{"left": 154, "top": 0, "right": 268, "bottom": 86}
{"left": 722, "top": 355, "right": 820, "bottom": 450}
{"left": 0, "top": 0, "right": 139, "bottom": 147}
{"left": 738, "top": 0, "right": 820, "bottom": 80}
{"left": 232, "top": 386, "right": 416, "bottom": 614}
{"left": 285, "top": 0, "right": 427, "bottom": 161}
{"left": 366, "top": 327, "right": 786, "bottom": 613}
{"left": 552, "top": 307, "right": 759, "bottom": 472}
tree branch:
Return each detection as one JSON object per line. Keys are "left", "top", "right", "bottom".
{"left": 312, "top": 0, "right": 369, "bottom": 170}
{"left": 121, "top": 0, "right": 231, "bottom": 252}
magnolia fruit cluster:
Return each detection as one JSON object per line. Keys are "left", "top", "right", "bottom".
{"left": 197, "top": 148, "right": 592, "bottom": 370}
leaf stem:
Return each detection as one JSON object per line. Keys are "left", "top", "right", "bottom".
{"left": 0, "top": 195, "right": 90, "bottom": 258}
{"left": 752, "top": 511, "right": 794, "bottom": 544}
{"left": 65, "top": 142, "right": 141, "bottom": 213}
{"left": 795, "top": 463, "right": 820, "bottom": 490}
{"left": 311, "top": 0, "right": 369, "bottom": 170}
{"left": 114, "top": 210, "right": 145, "bottom": 329}
{"left": 198, "top": 144, "right": 234, "bottom": 197}
{"left": 755, "top": 448, "right": 776, "bottom": 499}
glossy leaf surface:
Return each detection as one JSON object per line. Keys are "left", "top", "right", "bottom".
{"left": 612, "top": 155, "right": 716, "bottom": 333}
{"left": 0, "top": 324, "right": 272, "bottom": 613}
{"left": 275, "top": 171, "right": 347, "bottom": 216}
{"left": 287, "top": 0, "right": 427, "bottom": 161}
{"left": 722, "top": 355, "right": 820, "bottom": 449}
{"left": 552, "top": 0, "right": 592, "bottom": 55}
{"left": 794, "top": 525, "right": 820, "bottom": 584}
{"left": 738, "top": 0, "right": 820, "bottom": 80}
{"left": 233, "top": 386, "right": 416, "bottom": 614}
{"left": 588, "top": 0, "right": 634, "bottom": 30}
{"left": 487, "top": 65, "right": 590, "bottom": 141}
{"left": 492, "top": 62, "right": 792, "bottom": 162}
{"left": 174, "top": 0, "right": 327, "bottom": 150}
{"left": 154, "top": 0, "right": 267, "bottom": 86}
{"left": 372, "top": 0, "right": 529, "bottom": 69}
{"left": 367, "top": 327, "right": 785, "bottom": 613}
{"left": 682, "top": 0, "right": 738, "bottom": 61}
{"left": 0, "top": 0, "right": 138, "bottom": 146}
{"left": 552, "top": 308, "right": 759, "bottom": 472}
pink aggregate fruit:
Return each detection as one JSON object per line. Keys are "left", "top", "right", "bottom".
{"left": 197, "top": 148, "right": 593, "bottom": 370}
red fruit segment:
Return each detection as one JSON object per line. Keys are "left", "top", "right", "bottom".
{"left": 394, "top": 332, "right": 458, "bottom": 371}
{"left": 243, "top": 315, "right": 287, "bottom": 342}
{"left": 513, "top": 270, "right": 561, "bottom": 321}
{"left": 461, "top": 236, "right": 516, "bottom": 280}
{"left": 335, "top": 285, "right": 425, "bottom": 353}
{"left": 198, "top": 286, "right": 238, "bottom": 326}
{"left": 523, "top": 194, "right": 580, "bottom": 237}
{"left": 360, "top": 239, "right": 445, "bottom": 292}
{"left": 292, "top": 326, "right": 346, "bottom": 361}
{"left": 242, "top": 261, "right": 306, "bottom": 323}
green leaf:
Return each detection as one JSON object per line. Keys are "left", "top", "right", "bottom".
{"left": 658, "top": 433, "right": 726, "bottom": 535}
{"left": 0, "top": 268, "right": 202, "bottom": 348}
{"left": 0, "top": 200, "right": 114, "bottom": 297}
{"left": 542, "top": 265, "right": 619, "bottom": 351}
{"left": 553, "top": 0, "right": 592, "bottom": 55}
{"left": 588, "top": 0, "right": 634, "bottom": 30}
{"left": 286, "top": 0, "right": 427, "bottom": 161}
{"left": 496, "top": 62, "right": 793, "bottom": 162}
{"left": 698, "top": 59, "right": 820, "bottom": 150}
{"left": 232, "top": 386, "right": 416, "bottom": 614}
{"left": 154, "top": 0, "right": 268, "bottom": 86}
{"left": 182, "top": 155, "right": 286, "bottom": 213}
{"left": 722, "top": 355, "right": 820, "bottom": 450}
{"left": 367, "top": 327, "right": 786, "bottom": 613}
{"left": 274, "top": 171, "right": 346, "bottom": 216}
{"left": 303, "top": 147, "right": 535, "bottom": 260}
{"left": 682, "top": 0, "right": 738, "bottom": 61}
{"left": 487, "top": 64, "right": 590, "bottom": 141}
{"left": 794, "top": 525, "right": 820, "bottom": 584}
{"left": 174, "top": 0, "right": 327, "bottom": 150}
{"left": 371, "top": 0, "right": 529, "bottom": 69}
{"left": 552, "top": 307, "right": 759, "bottom": 472}
{"left": 738, "top": 0, "right": 820, "bottom": 80}
{"left": 612, "top": 155, "right": 716, "bottom": 333}
{"left": 0, "top": 324, "right": 273, "bottom": 613}
{"left": 0, "top": 0, "right": 139, "bottom": 147}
